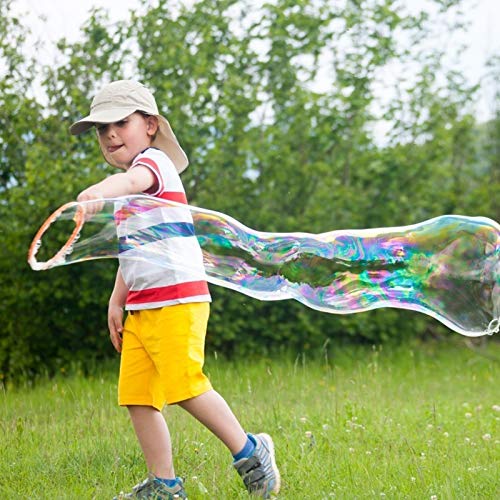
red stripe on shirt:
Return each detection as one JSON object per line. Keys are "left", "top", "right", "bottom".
{"left": 133, "top": 156, "right": 159, "bottom": 171}
{"left": 127, "top": 280, "right": 210, "bottom": 304}
{"left": 132, "top": 157, "right": 164, "bottom": 195}
{"left": 157, "top": 192, "right": 188, "bottom": 203}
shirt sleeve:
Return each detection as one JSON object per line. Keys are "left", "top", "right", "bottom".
{"left": 130, "top": 153, "right": 163, "bottom": 196}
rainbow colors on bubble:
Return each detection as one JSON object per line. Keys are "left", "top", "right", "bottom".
{"left": 28, "top": 196, "right": 499, "bottom": 337}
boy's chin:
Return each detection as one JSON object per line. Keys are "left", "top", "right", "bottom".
{"left": 102, "top": 153, "right": 129, "bottom": 170}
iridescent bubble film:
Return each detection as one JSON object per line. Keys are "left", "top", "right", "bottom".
{"left": 28, "top": 196, "right": 499, "bottom": 337}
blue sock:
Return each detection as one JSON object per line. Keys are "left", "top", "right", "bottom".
{"left": 233, "top": 434, "right": 256, "bottom": 461}
{"left": 155, "top": 476, "right": 180, "bottom": 488}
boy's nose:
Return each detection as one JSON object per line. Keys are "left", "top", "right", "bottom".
{"left": 107, "top": 126, "right": 117, "bottom": 138}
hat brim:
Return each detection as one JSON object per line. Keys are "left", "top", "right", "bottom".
{"left": 69, "top": 107, "right": 138, "bottom": 135}
{"left": 154, "top": 116, "right": 189, "bottom": 174}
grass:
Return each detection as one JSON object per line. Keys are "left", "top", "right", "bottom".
{"left": 1, "top": 340, "right": 499, "bottom": 499}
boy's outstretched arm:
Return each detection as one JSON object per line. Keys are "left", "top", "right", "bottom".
{"left": 108, "top": 267, "right": 128, "bottom": 353}
{"left": 77, "top": 166, "right": 156, "bottom": 215}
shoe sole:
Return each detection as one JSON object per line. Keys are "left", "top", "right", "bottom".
{"left": 257, "top": 433, "right": 281, "bottom": 496}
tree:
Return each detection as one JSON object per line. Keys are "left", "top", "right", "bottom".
{"left": 0, "top": 0, "right": 494, "bottom": 381}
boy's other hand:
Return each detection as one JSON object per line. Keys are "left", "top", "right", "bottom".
{"left": 77, "top": 188, "right": 104, "bottom": 219}
{"left": 108, "top": 304, "right": 124, "bottom": 353}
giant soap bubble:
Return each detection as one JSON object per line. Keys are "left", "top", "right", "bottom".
{"left": 28, "top": 196, "right": 499, "bottom": 337}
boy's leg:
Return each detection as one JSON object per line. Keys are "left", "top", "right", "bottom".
{"left": 127, "top": 405, "right": 175, "bottom": 479}
{"left": 178, "top": 390, "right": 280, "bottom": 497}
{"left": 177, "top": 389, "right": 247, "bottom": 453}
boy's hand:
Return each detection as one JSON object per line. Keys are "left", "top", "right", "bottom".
{"left": 77, "top": 188, "right": 104, "bottom": 219}
{"left": 108, "top": 304, "right": 124, "bottom": 353}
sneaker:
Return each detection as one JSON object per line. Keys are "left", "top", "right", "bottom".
{"left": 113, "top": 474, "right": 187, "bottom": 499}
{"left": 234, "top": 433, "right": 280, "bottom": 498}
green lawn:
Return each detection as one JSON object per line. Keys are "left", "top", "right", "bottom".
{"left": 1, "top": 341, "right": 499, "bottom": 499}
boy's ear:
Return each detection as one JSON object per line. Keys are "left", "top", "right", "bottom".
{"left": 146, "top": 115, "right": 159, "bottom": 136}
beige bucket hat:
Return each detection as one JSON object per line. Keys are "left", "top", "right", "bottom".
{"left": 70, "top": 80, "right": 188, "bottom": 173}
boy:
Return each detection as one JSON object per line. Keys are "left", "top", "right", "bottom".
{"left": 70, "top": 80, "right": 280, "bottom": 499}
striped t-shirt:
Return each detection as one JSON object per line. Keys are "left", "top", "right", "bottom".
{"left": 115, "top": 147, "right": 211, "bottom": 310}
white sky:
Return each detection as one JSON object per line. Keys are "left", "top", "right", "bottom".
{"left": 12, "top": 0, "right": 500, "bottom": 120}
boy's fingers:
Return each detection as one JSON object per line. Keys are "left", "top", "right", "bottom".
{"left": 115, "top": 319, "right": 123, "bottom": 338}
{"left": 82, "top": 201, "right": 104, "bottom": 221}
{"left": 107, "top": 305, "right": 124, "bottom": 353}
{"left": 108, "top": 316, "right": 123, "bottom": 353}
{"left": 110, "top": 330, "right": 122, "bottom": 353}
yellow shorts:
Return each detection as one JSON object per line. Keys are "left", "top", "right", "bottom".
{"left": 118, "top": 302, "right": 213, "bottom": 410}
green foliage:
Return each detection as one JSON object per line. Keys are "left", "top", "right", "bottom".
{"left": 0, "top": 0, "right": 497, "bottom": 380}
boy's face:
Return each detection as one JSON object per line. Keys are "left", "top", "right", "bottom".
{"left": 96, "top": 112, "right": 158, "bottom": 169}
